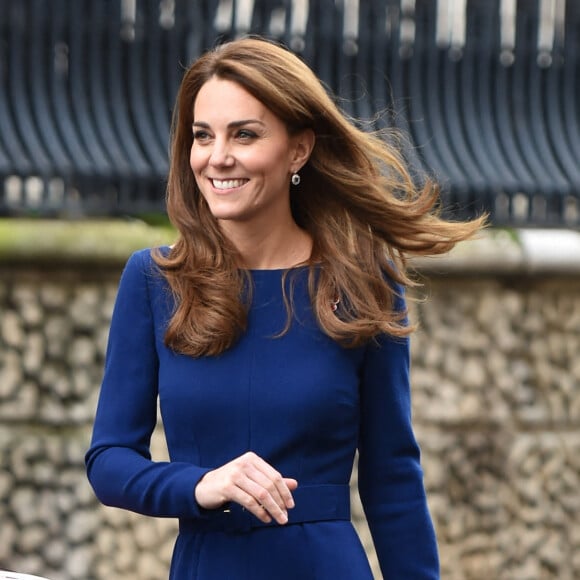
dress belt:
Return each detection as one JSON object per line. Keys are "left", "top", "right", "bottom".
{"left": 179, "top": 484, "right": 351, "bottom": 535}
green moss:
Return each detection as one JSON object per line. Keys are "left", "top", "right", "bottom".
{"left": 0, "top": 218, "right": 177, "bottom": 265}
{"left": 488, "top": 227, "right": 521, "bottom": 245}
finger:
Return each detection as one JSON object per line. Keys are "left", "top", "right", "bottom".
{"left": 284, "top": 477, "right": 299, "bottom": 496}
{"left": 232, "top": 464, "right": 290, "bottom": 524}
{"left": 244, "top": 464, "right": 289, "bottom": 513}
{"left": 241, "top": 478, "right": 288, "bottom": 525}
{"left": 228, "top": 484, "right": 273, "bottom": 524}
{"left": 249, "top": 461, "right": 296, "bottom": 510}
{"left": 236, "top": 452, "right": 295, "bottom": 511}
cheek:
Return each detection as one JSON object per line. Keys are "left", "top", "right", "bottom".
{"left": 189, "top": 147, "right": 203, "bottom": 175}
{"left": 245, "top": 148, "right": 290, "bottom": 177}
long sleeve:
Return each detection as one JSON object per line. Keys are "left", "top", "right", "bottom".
{"left": 85, "top": 250, "right": 211, "bottom": 518}
{"left": 358, "top": 293, "right": 439, "bottom": 578}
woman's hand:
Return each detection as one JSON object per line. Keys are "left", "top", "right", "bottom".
{"left": 194, "top": 451, "right": 297, "bottom": 525}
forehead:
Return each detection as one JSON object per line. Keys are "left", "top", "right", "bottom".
{"left": 193, "top": 77, "right": 268, "bottom": 121}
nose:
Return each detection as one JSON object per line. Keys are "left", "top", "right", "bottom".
{"left": 208, "top": 138, "right": 234, "bottom": 167}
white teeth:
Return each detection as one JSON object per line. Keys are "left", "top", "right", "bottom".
{"left": 212, "top": 179, "right": 247, "bottom": 190}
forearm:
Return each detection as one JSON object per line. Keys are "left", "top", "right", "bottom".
{"left": 86, "top": 444, "right": 211, "bottom": 518}
{"left": 359, "top": 458, "right": 439, "bottom": 578}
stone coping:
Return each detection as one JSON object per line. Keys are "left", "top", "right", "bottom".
{"left": 412, "top": 228, "right": 580, "bottom": 276}
{"left": 0, "top": 219, "right": 175, "bottom": 267}
{"left": 1, "top": 219, "right": 579, "bottom": 275}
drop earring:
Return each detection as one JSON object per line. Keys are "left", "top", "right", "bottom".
{"left": 291, "top": 173, "right": 301, "bottom": 186}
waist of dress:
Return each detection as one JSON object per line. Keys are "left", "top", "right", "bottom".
{"left": 179, "top": 483, "right": 351, "bottom": 535}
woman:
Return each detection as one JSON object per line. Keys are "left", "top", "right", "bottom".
{"left": 86, "top": 37, "right": 484, "bottom": 578}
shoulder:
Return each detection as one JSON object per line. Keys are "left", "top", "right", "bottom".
{"left": 123, "top": 246, "right": 170, "bottom": 272}
{"left": 118, "top": 247, "right": 171, "bottom": 291}
{"left": 113, "top": 248, "right": 174, "bottom": 318}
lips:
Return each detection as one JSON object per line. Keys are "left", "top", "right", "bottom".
{"left": 211, "top": 178, "right": 248, "bottom": 190}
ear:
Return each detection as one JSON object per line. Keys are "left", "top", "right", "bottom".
{"left": 290, "top": 129, "right": 315, "bottom": 173}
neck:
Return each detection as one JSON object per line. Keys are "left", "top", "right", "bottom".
{"left": 219, "top": 218, "right": 312, "bottom": 270}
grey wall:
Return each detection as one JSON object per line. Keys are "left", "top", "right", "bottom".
{"left": 1, "top": 253, "right": 579, "bottom": 579}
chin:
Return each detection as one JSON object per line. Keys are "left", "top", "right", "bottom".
{"left": 205, "top": 204, "right": 241, "bottom": 221}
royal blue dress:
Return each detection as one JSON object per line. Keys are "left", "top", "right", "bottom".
{"left": 86, "top": 248, "right": 439, "bottom": 579}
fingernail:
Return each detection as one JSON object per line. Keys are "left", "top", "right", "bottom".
{"left": 288, "top": 499, "right": 295, "bottom": 509}
{"left": 280, "top": 513, "right": 288, "bottom": 524}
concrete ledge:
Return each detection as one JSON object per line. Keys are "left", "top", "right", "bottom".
{"left": 0, "top": 219, "right": 175, "bottom": 266}
{"left": 1, "top": 220, "right": 579, "bottom": 275}
{"left": 518, "top": 229, "right": 580, "bottom": 274}
{"left": 413, "top": 228, "right": 580, "bottom": 276}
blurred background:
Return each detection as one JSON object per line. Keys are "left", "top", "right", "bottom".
{"left": 1, "top": 0, "right": 579, "bottom": 578}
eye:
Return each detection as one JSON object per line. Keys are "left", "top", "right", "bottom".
{"left": 236, "top": 129, "right": 257, "bottom": 140}
{"left": 192, "top": 129, "right": 211, "bottom": 142}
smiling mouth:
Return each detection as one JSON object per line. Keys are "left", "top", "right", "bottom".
{"left": 211, "top": 178, "right": 249, "bottom": 190}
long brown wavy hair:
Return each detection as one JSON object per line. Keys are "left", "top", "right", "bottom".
{"left": 153, "top": 37, "right": 486, "bottom": 357}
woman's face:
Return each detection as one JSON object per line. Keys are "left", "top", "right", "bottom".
{"left": 190, "top": 77, "right": 302, "bottom": 227}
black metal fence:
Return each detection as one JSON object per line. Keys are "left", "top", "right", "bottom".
{"left": 0, "top": 0, "right": 579, "bottom": 227}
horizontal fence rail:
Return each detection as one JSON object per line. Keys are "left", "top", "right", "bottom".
{"left": 0, "top": 0, "right": 578, "bottom": 227}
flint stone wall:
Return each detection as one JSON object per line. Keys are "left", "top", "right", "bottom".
{"left": 1, "top": 230, "right": 579, "bottom": 579}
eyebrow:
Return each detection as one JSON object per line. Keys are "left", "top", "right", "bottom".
{"left": 192, "top": 119, "right": 265, "bottom": 129}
